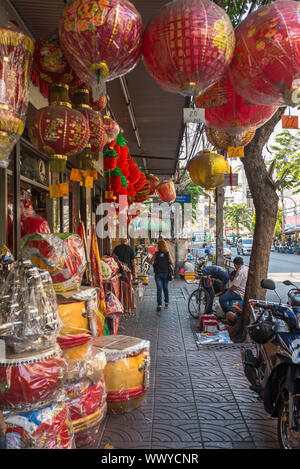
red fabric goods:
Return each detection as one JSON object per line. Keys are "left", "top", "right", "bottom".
{"left": 67, "top": 378, "right": 105, "bottom": 422}
{"left": 229, "top": 0, "right": 300, "bottom": 107}
{"left": 134, "top": 172, "right": 146, "bottom": 192}
{"left": 201, "top": 73, "right": 277, "bottom": 135}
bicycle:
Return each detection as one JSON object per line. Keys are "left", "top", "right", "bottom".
{"left": 188, "top": 257, "right": 213, "bottom": 319}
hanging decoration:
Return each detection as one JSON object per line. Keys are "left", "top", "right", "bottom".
{"left": 187, "top": 150, "right": 230, "bottom": 190}
{"left": 89, "top": 91, "right": 107, "bottom": 112}
{"left": 0, "top": 22, "right": 34, "bottom": 167}
{"left": 142, "top": 0, "right": 235, "bottom": 96}
{"left": 205, "top": 126, "right": 255, "bottom": 152}
{"left": 59, "top": 0, "right": 143, "bottom": 87}
{"left": 33, "top": 30, "right": 83, "bottom": 88}
{"left": 146, "top": 174, "right": 159, "bottom": 195}
{"left": 103, "top": 116, "right": 120, "bottom": 143}
{"left": 134, "top": 171, "right": 146, "bottom": 192}
{"left": 156, "top": 180, "right": 176, "bottom": 204}
{"left": 196, "top": 73, "right": 277, "bottom": 135}
{"left": 29, "top": 84, "right": 90, "bottom": 175}
{"left": 228, "top": 0, "right": 300, "bottom": 107}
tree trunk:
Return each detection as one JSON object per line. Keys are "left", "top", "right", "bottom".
{"left": 228, "top": 108, "right": 285, "bottom": 343}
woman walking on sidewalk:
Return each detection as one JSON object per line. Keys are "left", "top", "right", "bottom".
{"left": 152, "top": 239, "right": 174, "bottom": 312}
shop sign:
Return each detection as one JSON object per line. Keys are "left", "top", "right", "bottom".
{"left": 227, "top": 146, "right": 244, "bottom": 158}
{"left": 175, "top": 194, "right": 191, "bottom": 203}
{"left": 281, "top": 115, "right": 298, "bottom": 129}
{"left": 183, "top": 108, "right": 205, "bottom": 124}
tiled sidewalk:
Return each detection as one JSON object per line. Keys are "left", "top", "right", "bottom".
{"left": 96, "top": 279, "right": 280, "bottom": 450}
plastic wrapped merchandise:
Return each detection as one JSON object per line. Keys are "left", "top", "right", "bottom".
{"left": 105, "top": 292, "right": 124, "bottom": 315}
{"left": 20, "top": 197, "right": 51, "bottom": 238}
{"left": 92, "top": 335, "right": 150, "bottom": 414}
{"left": 0, "top": 345, "right": 66, "bottom": 412}
{"left": 100, "top": 260, "right": 112, "bottom": 281}
{"left": 60, "top": 340, "right": 107, "bottom": 385}
{"left": 20, "top": 233, "right": 87, "bottom": 293}
{"left": 4, "top": 401, "right": 74, "bottom": 449}
{"left": 102, "top": 257, "right": 119, "bottom": 278}
{"left": 0, "top": 259, "right": 61, "bottom": 353}
{"left": 66, "top": 376, "right": 107, "bottom": 448}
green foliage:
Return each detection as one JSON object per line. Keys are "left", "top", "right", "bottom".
{"left": 269, "top": 130, "right": 300, "bottom": 194}
{"left": 224, "top": 0, "right": 273, "bottom": 27}
{"left": 224, "top": 203, "right": 252, "bottom": 235}
{"left": 177, "top": 169, "right": 205, "bottom": 220}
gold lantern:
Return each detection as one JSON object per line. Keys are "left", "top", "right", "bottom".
{"left": 187, "top": 150, "right": 230, "bottom": 190}
{"left": 205, "top": 126, "right": 255, "bottom": 152}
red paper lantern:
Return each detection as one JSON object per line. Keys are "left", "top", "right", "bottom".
{"left": 76, "top": 106, "right": 106, "bottom": 154}
{"left": 229, "top": 0, "right": 300, "bottom": 107}
{"left": 127, "top": 163, "right": 140, "bottom": 185}
{"left": 134, "top": 172, "right": 146, "bottom": 192}
{"left": 103, "top": 116, "right": 120, "bottom": 143}
{"left": 28, "top": 100, "right": 90, "bottom": 172}
{"left": 89, "top": 92, "right": 107, "bottom": 111}
{"left": 104, "top": 155, "right": 117, "bottom": 171}
{"left": 198, "top": 73, "right": 277, "bottom": 135}
{"left": 0, "top": 23, "right": 34, "bottom": 167}
{"left": 127, "top": 184, "right": 136, "bottom": 198}
{"left": 59, "top": 0, "right": 143, "bottom": 86}
{"left": 146, "top": 174, "right": 159, "bottom": 195}
{"left": 142, "top": 0, "right": 235, "bottom": 96}
{"left": 33, "top": 30, "right": 83, "bottom": 87}
{"left": 156, "top": 180, "right": 176, "bottom": 203}
{"left": 111, "top": 174, "right": 122, "bottom": 193}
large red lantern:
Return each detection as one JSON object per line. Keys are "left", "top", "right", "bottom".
{"left": 142, "top": 0, "right": 235, "bottom": 96}
{"left": 33, "top": 30, "right": 83, "bottom": 87}
{"left": 0, "top": 23, "right": 34, "bottom": 167}
{"left": 28, "top": 85, "right": 90, "bottom": 173}
{"left": 229, "top": 0, "right": 300, "bottom": 107}
{"left": 156, "top": 180, "right": 176, "bottom": 204}
{"left": 197, "top": 74, "right": 277, "bottom": 135}
{"left": 59, "top": 0, "right": 143, "bottom": 86}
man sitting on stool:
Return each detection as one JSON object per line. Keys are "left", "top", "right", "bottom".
{"left": 219, "top": 256, "right": 249, "bottom": 325}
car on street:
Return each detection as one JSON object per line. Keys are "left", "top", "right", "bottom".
{"left": 237, "top": 238, "right": 253, "bottom": 256}
{"left": 209, "top": 242, "right": 231, "bottom": 258}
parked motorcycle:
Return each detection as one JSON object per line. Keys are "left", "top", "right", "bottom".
{"left": 241, "top": 278, "right": 300, "bottom": 449}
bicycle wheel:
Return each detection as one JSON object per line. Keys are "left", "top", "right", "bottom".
{"left": 188, "top": 288, "right": 210, "bottom": 319}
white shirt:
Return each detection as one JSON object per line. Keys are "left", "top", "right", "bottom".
{"left": 232, "top": 265, "right": 249, "bottom": 299}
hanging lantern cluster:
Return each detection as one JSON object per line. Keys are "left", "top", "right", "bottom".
{"left": 205, "top": 126, "right": 256, "bottom": 152}
{"left": 187, "top": 150, "right": 230, "bottom": 190}
{"left": 195, "top": 73, "right": 277, "bottom": 136}
{"left": 0, "top": 22, "right": 34, "bottom": 167}
{"left": 229, "top": 0, "right": 300, "bottom": 107}
{"left": 142, "top": 0, "right": 235, "bottom": 96}
{"left": 59, "top": 0, "right": 143, "bottom": 87}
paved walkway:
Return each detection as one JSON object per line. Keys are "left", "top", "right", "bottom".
{"left": 96, "top": 279, "right": 279, "bottom": 450}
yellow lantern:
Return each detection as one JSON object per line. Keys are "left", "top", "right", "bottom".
{"left": 205, "top": 126, "right": 255, "bottom": 152}
{"left": 187, "top": 150, "right": 230, "bottom": 190}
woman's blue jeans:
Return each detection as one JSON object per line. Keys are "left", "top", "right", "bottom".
{"left": 155, "top": 273, "right": 169, "bottom": 306}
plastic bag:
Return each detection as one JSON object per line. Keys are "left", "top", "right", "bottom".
{"left": 4, "top": 401, "right": 74, "bottom": 449}
{"left": 0, "top": 259, "right": 61, "bottom": 354}
{"left": 61, "top": 343, "right": 107, "bottom": 385}
{"left": 100, "top": 260, "right": 112, "bottom": 281}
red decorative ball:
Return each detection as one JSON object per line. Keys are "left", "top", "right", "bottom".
{"left": 127, "top": 184, "right": 136, "bottom": 198}
{"left": 134, "top": 172, "right": 146, "bottom": 192}
{"left": 28, "top": 103, "right": 90, "bottom": 159}
{"left": 229, "top": 0, "right": 300, "bottom": 107}
{"left": 127, "top": 163, "right": 140, "bottom": 185}
{"left": 59, "top": 0, "right": 143, "bottom": 86}
{"left": 111, "top": 174, "right": 122, "bottom": 193}
{"left": 198, "top": 73, "right": 277, "bottom": 135}
{"left": 104, "top": 156, "right": 117, "bottom": 171}
{"left": 142, "top": 0, "right": 235, "bottom": 96}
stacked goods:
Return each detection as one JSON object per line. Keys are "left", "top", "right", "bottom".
{"left": 92, "top": 335, "right": 150, "bottom": 415}
{"left": 0, "top": 259, "right": 74, "bottom": 449}
{"left": 58, "top": 333, "right": 107, "bottom": 448}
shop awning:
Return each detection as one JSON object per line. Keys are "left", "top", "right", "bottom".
{"left": 9, "top": 0, "right": 186, "bottom": 179}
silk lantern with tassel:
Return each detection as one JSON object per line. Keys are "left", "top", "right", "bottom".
{"left": 187, "top": 150, "right": 230, "bottom": 190}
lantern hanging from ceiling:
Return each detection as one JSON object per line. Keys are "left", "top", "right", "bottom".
{"left": 28, "top": 84, "right": 90, "bottom": 173}
{"left": 103, "top": 116, "right": 120, "bottom": 144}
{"left": 134, "top": 172, "right": 146, "bottom": 192}
{"left": 72, "top": 88, "right": 107, "bottom": 154}
{"left": 146, "top": 174, "right": 159, "bottom": 195}
{"left": 205, "top": 126, "right": 256, "bottom": 151}
{"left": 33, "top": 30, "right": 83, "bottom": 88}
{"left": 228, "top": 0, "right": 300, "bottom": 107}
{"left": 197, "top": 73, "right": 277, "bottom": 135}
{"left": 59, "top": 0, "right": 143, "bottom": 87}
{"left": 156, "top": 180, "right": 176, "bottom": 204}
{"left": 187, "top": 150, "right": 230, "bottom": 190}
{"left": 142, "top": 0, "right": 235, "bottom": 97}
{"left": 89, "top": 91, "right": 107, "bottom": 112}
{"left": 0, "top": 23, "right": 34, "bottom": 167}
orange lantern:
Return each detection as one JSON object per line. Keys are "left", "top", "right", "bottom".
{"left": 156, "top": 180, "right": 176, "bottom": 203}
{"left": 205, "top": 126, "right": 255, "bottom": 151}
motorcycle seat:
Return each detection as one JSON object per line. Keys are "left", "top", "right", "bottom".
{"left": 291, "top": 294, "right": 300, "bottom": 306}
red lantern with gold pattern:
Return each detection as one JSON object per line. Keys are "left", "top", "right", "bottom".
{"left": 59, "top": 0, "right": 143, "bottom": 86}
{"left": 156, "top": 180, "right": 176, "bottom": 203}
{"left": 89, "top": 92, "right": 107, "bottom": 112}
{"left": 146, "top": 174, "right": 159, "bottom": 195}
{"left": 33, "top": 30, "right": 84, "bottom": 87}
{"left": 28, "top": 88, "right": 90, "bottom": 173}
{"left": 103, "top": 116, "right": 120, "bottom": 144}
{"left": 0, "top": 23, "right": 34, "bottom": 167}
{"left": 229, "top": 0, "right": 300, "bottom": 107}
{"left": 205, "top": 126, "right": 256, "bottom": 151}
{"left": 142, "top": 0, "right": 235, "bottom": 96}
{"left": 197, "top": 73, "right": 277, "bottom": 135}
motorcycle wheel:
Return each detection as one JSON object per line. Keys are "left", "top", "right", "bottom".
{"left": 188, "top": 288, "right": 210, "bottom": 319}
{"left": 278, "top": 398, "right": 300, "bottom": 449}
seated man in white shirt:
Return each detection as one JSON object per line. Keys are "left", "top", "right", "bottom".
{"left": 219, "top": 256, "right": 249, "bottom": 325}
